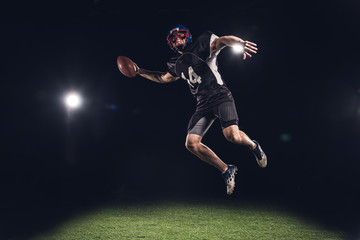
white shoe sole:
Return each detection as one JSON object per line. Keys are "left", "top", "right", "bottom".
{"left": 253, "top": 142, "right": 267, "bottom": 168}
{"left": 256, "top": 152, "right": 267, "bottom": 168}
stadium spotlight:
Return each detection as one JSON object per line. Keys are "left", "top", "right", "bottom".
{"left": 64, "top": 92, "right": 82, "bottom": 109}
{"left": 232, "top": 44, "right": 244, "bottom": 53}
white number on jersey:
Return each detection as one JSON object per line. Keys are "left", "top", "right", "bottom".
{"left": 181, "top": 66, "right": 202, "bottom": 88}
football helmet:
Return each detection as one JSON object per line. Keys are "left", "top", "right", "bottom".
{"left": 166, "top": 24, "right": 192, "bottom": 52}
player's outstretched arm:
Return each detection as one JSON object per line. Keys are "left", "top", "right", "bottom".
{"left": 210, "top": 35, "right": 258, "bottom": 60}
{"left": 134, "top": 63, "right": 179, "bottom": 83}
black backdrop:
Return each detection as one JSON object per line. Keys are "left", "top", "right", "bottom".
{"left": 1, "top": 0, "right": 360, "bottom": 239}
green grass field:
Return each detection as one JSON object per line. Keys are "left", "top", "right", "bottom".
{"left": 29, "top": 200, "right": 346, "bottom": 240}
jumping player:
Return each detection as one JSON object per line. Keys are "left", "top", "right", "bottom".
{"left": 134, "top": 25, "right": 267, "bottom": 195}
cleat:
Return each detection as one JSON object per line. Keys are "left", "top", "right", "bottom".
{"left": 222, "top": 165, "right": 238, "bottom": 195}
{"left": 252, "top": 140, "right": 267, "bottom": 168}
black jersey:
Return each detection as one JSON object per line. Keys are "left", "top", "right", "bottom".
{"left": 167, "top": 31, "right": 234, "bottom": 111}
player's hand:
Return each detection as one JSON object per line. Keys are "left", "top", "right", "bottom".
{"left": 242, "top": 41, "right": 258, "bottom": 60}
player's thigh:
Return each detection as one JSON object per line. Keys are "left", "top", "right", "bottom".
{"left": 187, "top": 111, "right": 216, "bottom": 138}
{"left": 214, "top": 101, "right": 239, "bottom": 130}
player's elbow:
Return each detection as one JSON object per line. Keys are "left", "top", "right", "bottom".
{"left": 160, "top": 74, "right": 177, "bottom": 83}
{"left": 158, "top": 77, "right": 168, "bottom": 83}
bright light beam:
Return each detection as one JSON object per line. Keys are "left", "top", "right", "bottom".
{"left": 232, "top": 44, "right": 244, "bottom": 54}
{"left": 64, "top": 92, "right": 82, "bottom": 109}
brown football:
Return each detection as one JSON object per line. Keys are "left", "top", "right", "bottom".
{"left": 117, "top": 56, "right": 137, "bottom": 78}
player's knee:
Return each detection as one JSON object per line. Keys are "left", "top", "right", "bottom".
{"left": 185, "top": 138, "right": 201, "bottom": 152}
{"left": 225, "top": 132, "right": 242, "bottom": 144}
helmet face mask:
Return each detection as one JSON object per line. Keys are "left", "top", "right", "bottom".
{"left": 168, "top": 31, "right": 187, "bottom": 49}
{"left": 167, "top": 25, "right": 192, "bottom": 52}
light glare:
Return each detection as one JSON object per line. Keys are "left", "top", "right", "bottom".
{"left": 232, "top": 44, "right": 244, "bottom": 53}
{"left": 65, "top": 92, "right": 81, "bottom": 109}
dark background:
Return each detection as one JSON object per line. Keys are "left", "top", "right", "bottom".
{"left": 1, "top": 0, "right": 360, "bottom": 239}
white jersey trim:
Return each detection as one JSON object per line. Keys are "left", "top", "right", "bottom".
{"left": 207, "top": 34, "right": 223, "bottom": 85}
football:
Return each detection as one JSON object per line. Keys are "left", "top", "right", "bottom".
{"left": 117, "top": 56, "right": 137, "bottom": 78}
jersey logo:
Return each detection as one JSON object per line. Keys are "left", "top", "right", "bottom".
{"left": 181, "top": 66, "right": 202, "bottom": 88}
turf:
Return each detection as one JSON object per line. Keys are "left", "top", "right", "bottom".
{"left": 29, "top": 200, "right": 346, "bottom": 240}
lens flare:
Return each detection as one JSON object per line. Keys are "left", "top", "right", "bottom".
{"left": 232, "top": 44, "right": 244, "bottom": 53}
{"left": 65, "top": 92, "right": 81, "bottom": 109}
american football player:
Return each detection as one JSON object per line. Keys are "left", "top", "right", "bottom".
{"left": 134, "top": 25, "right": 267, "bottom": 195}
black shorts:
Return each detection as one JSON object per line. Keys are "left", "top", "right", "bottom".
{"left": 187, "top": 101, "right": 239, "bottom": 137}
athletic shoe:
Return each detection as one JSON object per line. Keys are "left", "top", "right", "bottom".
{"left": 222, "top": 165, "right": 238, "bottom": 195}
{"left": 252, "top": 140, "right": 267, "bottom": 168}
